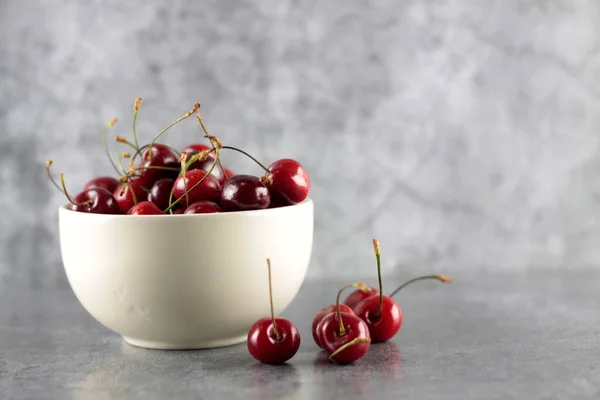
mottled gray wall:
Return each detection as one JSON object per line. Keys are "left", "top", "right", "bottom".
{"left": 1, "top": 0, "right": 600, "bottom": 288}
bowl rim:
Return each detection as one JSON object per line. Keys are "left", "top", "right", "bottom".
{"left": 58, "top": 197, "right": 313, "bottom": 219}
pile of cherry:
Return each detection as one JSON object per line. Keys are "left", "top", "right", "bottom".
{"left": 45, "top": 100, "right": 310, "bottom": 215}
{"left": 248, "top": 240, "right": 451, "bottom": 365}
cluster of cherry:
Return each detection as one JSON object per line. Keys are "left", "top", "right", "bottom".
{"left": 247, "top": 240, "right": 451, "bottom": 365}
{"left": 46, "top": 99, "right": 310, "bottom": 215}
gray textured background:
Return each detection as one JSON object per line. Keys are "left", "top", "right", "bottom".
{"left": 1, "top": 0, "right": 600, "bottom": 288}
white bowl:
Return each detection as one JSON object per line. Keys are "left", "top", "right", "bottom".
{"left": 58, "top": 199, "right": 313, "bottom": 350}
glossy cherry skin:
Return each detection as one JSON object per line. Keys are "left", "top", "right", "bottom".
{"left": 266, "top": 159, "right": 310, "bottom": 205}
{"left": 183, "top": 200, "right": 223, "bottom": 214}
{"left": 353, "top": 295, "right": 402, "bottom": 343}
{"left": 185, "top": 151, "right": 227, "bottom": 184}
{"left": 343, "top": 287, "right": 379, "bottom": 310}
{"left": 83, "top": 176, "right": 119, "bottom": 193}
{"left": 173, "top": 170, "right": 221, "bottom": 207}
{"left": 113, "top": 177, "right": 150, "bottom": 214}
{"left": 128, "top": 201, "right": 164, "bottom": 215}
{"left": 140, "top": 144, "right": 179, "bottom": 185}
{"left": 147, "top": 178, "right": 175, "bottom": 211}
{"left": 247, "top": 317, "right": 301, "bottom": 364}
{"left": 173, "top": 208, "right": 185, "bottom": 214}
{"left": 69, "top": 187, "right": 120, "bottom": 214}
{"left": 317, "top": 312, "right": 371, "bottom": 364}
{"left": 220, "top": 174, "right": 270, "bottom": 211}
{"left": 182, "top": 143, "right": 212, "bottom": 154}
{"left": 312, "top": 304, "right": 354, "bottom": 349}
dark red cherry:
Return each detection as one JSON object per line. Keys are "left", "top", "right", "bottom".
{"left": 69, "top": 187, "right": 120, "bottom": 214}
{"left": 173, "top": 208, "right": 185, "bottom": 214}
{"left": 247, "top": 317, "right": 301, "bottom": 364}
{"left": 312, "top": 304, "right": 354, "bottom": 349}
{"left": 128, "top": 201, "right": 164, "bottom": 215}
{"left": 266, "top": 159, "right": 310, "bottom": 205}
{"left": 317, "top": 312, "right": 371, "bottom": 364}
{"left": 186, "top": 151, "right": 227, "bottom": 184}
{"left": 148, "top": 178, "right": 175, "bottom": 211}
{"left": 83, "top": 176, "right": 119, "bottom": 193}
{"left": 173, "top": 170, "right": 221, "bottom": 207}
{"left": 140, "top": 144, "right": 179, "bottom": 185}
{"left": 220, "top": 175, "right": 270, "bottom": 211}
{"left": 182, "top": 143, "right": 212, "bottom": 154}
{"left": 113, "top": 177, "right": 150, "bottom": 214}
{"left": 353, "top": 296, "right": 402, "bottom": 343}
{"left": 183, "top": 200, "right": 223, "bottom": 214}
{"left": 343, "top": 286, "right": 379, "bottom": 310}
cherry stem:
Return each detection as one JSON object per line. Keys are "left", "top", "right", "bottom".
{"left": 221, "top": 146, "right": 269, "bottom": 173}
{"left": 372, "top": 239, "right": 384, "bottom": 316}
{"left": 194, "top": 111, "right": 230, "bottom": 179}
{"left": 148, "top": 103, "right": 200, "bottom": 159}
{"left": 266, "top": 258, "right": 280, "bottom": 340}
{"left": 132, "top": 97, "right": 142, "bottom": 150}
{"left": 327, "top": 338, "right": 372, "bottom": 363}
{"left": 115, "top": 136, "right": 138, "bottom": 151}
{"left": 103, "top": 118, "right": 121, "bottom": 175}
{"left": 163, "top": 148, "right": 221, "bottom": 213}
{"left": 180, "top": 153, "right": 190, "bottom": 206}
{"left": 45, "top": 161, "right": 62, "bottom": 192}
{"left": 335, "top": 282, "right": 372, "bottom": 336}
{"left": 387, "top": 275, "right": 452, "bottom": 298}
{"left": 59, "top": 173, "right": 91, "bottom": 207}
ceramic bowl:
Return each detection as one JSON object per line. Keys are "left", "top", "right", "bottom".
{"left": 58, "top": 199, "right": 313, "bottom": 350}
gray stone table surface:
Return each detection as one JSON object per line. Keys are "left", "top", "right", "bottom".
{"left": 1, "top": 269, "right": 599, "bottom": 400}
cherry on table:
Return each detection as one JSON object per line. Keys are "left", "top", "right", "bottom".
{"left": 172, "top": 169, "right": 222, "bottom": 208}
{"left": 266, "top": 159, "right": 310, "bottom": 205}
{"left": 183, "top": 201, "right": 223, "bottom": 214}
{"left": 113, "top": 176, "right": 150, "bottom": 214}
{"left": 148, "top": 178, "right": 175, "bottom": 211}
{"left": 140, "top": 144, "right": 179, "bottom": 185}
{"left": 128, "top": 201, "right": 164, "bottom": 215}
{"left": 312, "top": 304, "right": 354, "bottom": 349}
{"left": 315, "top": 283, "right": 371, "bottom": 364}
{"left": 83, "top": 176, "right": 120, "bottom": 193}
{"left": 247, "top": 259, "right": 300, "bottom": 364}
{"left": 220, "top": 174, "right": 270, "bottom": 211}
{"left": 343, "top": 286, "right": 378, "bottom": 310}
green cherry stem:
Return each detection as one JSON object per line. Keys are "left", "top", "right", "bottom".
{"left": 221, "top": 146, "right": 269, "bottom": 173}
{"left": 387, "top": 275, "right": 452, "bottom": 298}
{"left": 45, "top": 160, "right": 62, "bottom": 192}
{"left": 59, "top": 173, "right": 91, "bottom": 206}
{"left": 335, "top": 282, "right": 372, "bottom": 335}
{"left": 115, "top": 136, "right": 139, "bottom": 151}
{"left": 266, "top": 258, "right": 280, "bottom": 340}
{"left": 103, "top": 118, "right": 121, "bottom": 175}
{"left": 148, "top": 103, "right": 200, "bottom": 159}
{"left": 132, "top": 98, "right": 142, "bottom": 150}
{"left": 372, "top": 239, "right": 384, "bottom": 316}
{"left": 328, "top": 338, "right": 371, "bottom": 363}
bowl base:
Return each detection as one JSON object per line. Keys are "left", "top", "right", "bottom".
{"left": 123, "top": 335, "right": 247, "bottom": 350}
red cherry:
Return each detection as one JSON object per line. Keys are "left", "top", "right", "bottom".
{"left": 247, "top": 317, "right": 301, "bottom": 365}
{"left": 220, "top": 175, "right": 271, "bottom": 211}
{"left": 183, "top": 201, "right": 223, "bottom": 214}
{"left": 69, "top": 187, "right": 121, "bottom": 214}
{"left": 140, "top": 144, "right": 179, "bottom": 185}
{"left": 317, "top": 312, "right": 371, "bottom": 364}
{"left": 128, "top": 201, "right": 164, "bottom": 215}
{"left": 247, "top": 258, "right": 301, "bottom": 364}
{"left": 113, "top": 177, "right": 150, "bottom": 214}
{"left": 173, "top": 208, "right": 185, "bottom": 214}
{"left": 83, "top": 176, "right": 119, "bottom": 193}
{"left": 147, "top": 178, "right": 175, "bottom": 211}
{"left": 312, "top": 304, "right": 354, "bottom": 349}
{"left": 172, "top": 170, "right": 221, "bottom": 208}
{"left": 343, "top": 286, "right": 379, "bottom": 310}
{"left": 182, "top": 143, "right": 212, "bottom": 154}
{"left": 353, "top": 296, "right": 402, "bottom": 343}
{"left": 185, "top": 151, "right": 227, "bottom": 184}
{"left": 224, "top": 168, "right": 235, "bottom": 178}
{"left": 266, "top": 159, "right": 310, "bottom": 205}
